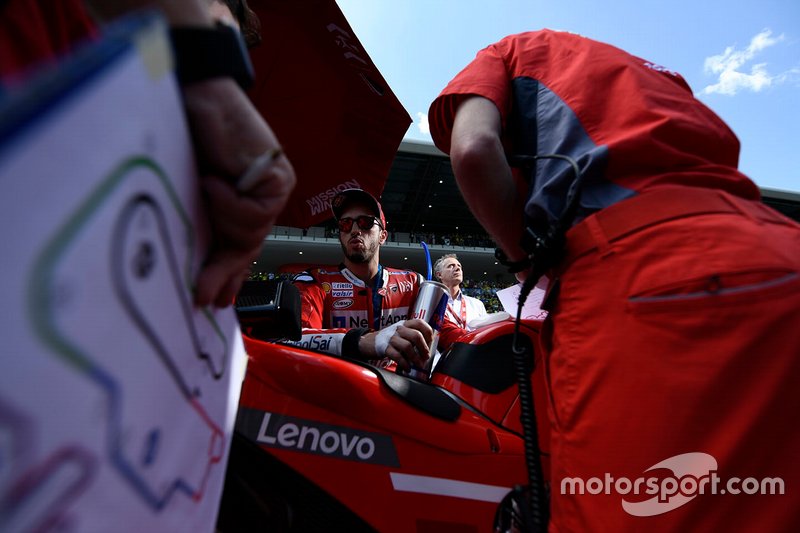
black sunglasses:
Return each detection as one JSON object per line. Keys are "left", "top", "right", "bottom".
{"left": 338, "top": 215, "right": 383, "bottom": 233}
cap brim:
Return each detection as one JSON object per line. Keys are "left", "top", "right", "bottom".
{"left": 332, "top": 189, "right": 383, "bottom": 222}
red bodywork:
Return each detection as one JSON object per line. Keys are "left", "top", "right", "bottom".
{"left": 233, "top": 319, "right": 550, "bottom": 532}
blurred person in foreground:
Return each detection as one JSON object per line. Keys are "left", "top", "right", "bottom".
{"left": 0, "top": 0, "right": 296, "bottom": 308}
{"left": 429, "top": 29, "right": 800, "bottom": 531}
{"left": 291, "top": 189, "right": 432, "bottom": 372}
{"left": 208, "top": 0, "right": 261, "bottom": 48}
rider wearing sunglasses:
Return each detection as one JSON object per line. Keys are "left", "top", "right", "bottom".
{"left": 336, "top": 214, "right": 383, "bottom": 233}
{"left": 290, "top": 189, "right": 432, "bottom": 371}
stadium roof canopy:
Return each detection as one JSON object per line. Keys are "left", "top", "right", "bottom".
{"left": 385, "top": 140, "right": 800, "bottom": 234}
{"left": 255, "top": 140, "right": 800, "bottom": 282}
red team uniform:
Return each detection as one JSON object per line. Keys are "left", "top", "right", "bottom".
{"left": 292, "top": 265, "right": 422, "bottom": 365}
{"left": 430, "top": 30, "right": 800, "bottom": 532}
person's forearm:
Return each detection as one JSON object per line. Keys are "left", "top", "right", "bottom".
{"left": 84, "top": 0, "right": 212, "bottom": 25}
{"left": 283, "top": 329, "right": 348, "bottom": 356}
{"left": 453, "top": 137, "right": 525, "bottom": 260}
{"left": 450, "top": 97, "right": 527, "bottom": 262}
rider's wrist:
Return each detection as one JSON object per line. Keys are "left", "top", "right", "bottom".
{"left": 343, "top": 328, "right": 369, "bottom": 359}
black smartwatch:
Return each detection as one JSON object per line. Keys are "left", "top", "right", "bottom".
{"left": 169, "top": 22, "right": 255, "bottom": 89}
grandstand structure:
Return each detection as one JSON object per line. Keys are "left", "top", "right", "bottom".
{"left": 254, "top": 140, "right": 800, "bottom": 284}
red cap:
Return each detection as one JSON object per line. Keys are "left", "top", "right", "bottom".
{"left": 331, "top": 188, "right": 386, "bottom": 228}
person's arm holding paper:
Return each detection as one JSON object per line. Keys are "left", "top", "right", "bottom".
{"left": 85, "top": 0, "right": 297, "bottom": 307}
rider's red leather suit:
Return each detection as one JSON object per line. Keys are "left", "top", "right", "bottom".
{"left": 289, "top": 264, "right": 422, "bottom": 363}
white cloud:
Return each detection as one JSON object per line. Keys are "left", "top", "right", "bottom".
{"left": 775, "top": 66, "right": 800, "bottom": 85}
{"left": 415, "top": 111, "right": 430, "bottom": 135}
{"left": 701, "top": 29, "right": 791, "bottom": 96}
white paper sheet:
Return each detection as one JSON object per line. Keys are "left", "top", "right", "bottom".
{"left": 0, "top": 16, "right": 245, "bottom": 532}
{"left": 495, "top": 276, "right": 550, "bottom": 320}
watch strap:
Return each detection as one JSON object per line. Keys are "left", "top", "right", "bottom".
{"left": 169, "top": 22, "right": 254, "bottom": 89}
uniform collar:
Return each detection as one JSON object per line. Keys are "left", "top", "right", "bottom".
{"left": 340, "top": 264, "right": 386, "bottom": 288}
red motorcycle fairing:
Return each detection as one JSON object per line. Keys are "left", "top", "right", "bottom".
{"left": 431, "top": 320, "right": 551, "bottom": 461}
{"left": 431, "top": 320, "right": 540, "bottom": 428}
{"left": 225, "top": 319, "right": 549, "bottom": 532}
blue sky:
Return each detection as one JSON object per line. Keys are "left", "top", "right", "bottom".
{"left": 336, "top": 0, "right": 800, "bottom": 193}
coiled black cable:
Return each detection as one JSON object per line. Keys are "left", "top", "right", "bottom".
{"left": 504, "top": 153, "right": 584, "bottom": 532}
{"left": 510, "top": 272, "right": 548, "bottom": 530}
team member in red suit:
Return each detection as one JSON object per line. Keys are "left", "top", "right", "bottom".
{"left": 429, "top": 29, "right": 799, "bottom": 531}
{"left": 292, "top": 189, "right": 432, "bottom": 371}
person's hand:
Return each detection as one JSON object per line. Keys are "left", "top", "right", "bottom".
{"left": 181, "top": 78, "right": 296, "bottom": 307}
{"left": 359, "top": 319, "right": 433, "bottom": 372}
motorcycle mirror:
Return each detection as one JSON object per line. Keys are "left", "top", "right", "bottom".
{"left": 234, "top": 280, "right": 302, "bottom": 341}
